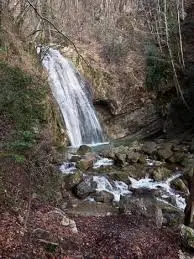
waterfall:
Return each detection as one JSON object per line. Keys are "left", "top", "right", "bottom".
{"left": 40, "top": 47, "right": 104, "bottom": 147}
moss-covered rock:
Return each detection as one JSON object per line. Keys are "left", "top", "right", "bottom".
{"left": 64, "top": 171, "right": 83, "bottom": 190}
{"left": 181, "top": 225, "right": 194, "bottom": 249}
{"left": 76, "top": 159, "right": 93, "bottom": 171}
{"left": 170, "top": 178, "right": 189, "bottom": 194}
{"left": 77, "top": 145, "right": 92, "bottom": 155}
{"left": 151, "top": 167, "right": 171, "bottom": 181}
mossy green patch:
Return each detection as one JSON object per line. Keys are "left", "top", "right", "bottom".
{"left": 0, "top": 62, "right": 48, "bottom": 156}
{"left": 0, "top": 62, "right": 47, "bottom": 131}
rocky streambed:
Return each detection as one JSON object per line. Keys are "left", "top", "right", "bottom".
{"left": 54, "top": 137, "right": 194, "bottom": 256}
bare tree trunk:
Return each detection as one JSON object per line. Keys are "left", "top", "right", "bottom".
{"left": 163, "top": 0, "right": 188, "bottom": 107}
{"left": 184, "top": 171, "right": 194, "bottom": 226}
{"left": 176, "top": 0, "right": 185, "bottom": 68}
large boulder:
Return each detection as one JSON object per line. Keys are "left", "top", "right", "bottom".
{"left": 181, "top": 225, "right": 194, "bottom": 249}
{"left": 74, "top": 176, "right": 97, "bottom": 199}
{"left": 64, "top": 171, "right": 83, "bottom": 190}
{"left": 119, "top": 193, "right": 163, "bottom": 228}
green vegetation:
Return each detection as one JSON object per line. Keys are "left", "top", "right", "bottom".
{"left": 0, "top": 62, "right": 47, "bottom": 130}
{"left": 145, "top": 42, "right": 172, "bottom": 92}
{"left": 0, "top": 62, "right": 48, "bottom": 155}
{"left": 0, "top": 61, "right": 64, "bottom": 208}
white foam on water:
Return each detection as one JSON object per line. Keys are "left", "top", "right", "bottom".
{"left": 60, "top": 162, "right": 76, "bottom": 175}
{"left": 146, "top": 158, "right": 164, "bottom": 166}
{"left": 93, "top": 176, "right": 131, "bottom": 202}
{"left": 93, "top": 157, "right": 113, "bottom": 169}
{"left": 129, "top": 173, "right": 186, "bottom": 210}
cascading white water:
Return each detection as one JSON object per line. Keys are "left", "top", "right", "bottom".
{"left": 39, "top": 47, "right": 104, "bottom": 147}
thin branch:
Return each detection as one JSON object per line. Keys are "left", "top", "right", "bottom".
{"left": 163, "top": 0, "right": 188, "bottom": 109}
{"left": 26, "top": 0, "right": 91, "bottom": 69}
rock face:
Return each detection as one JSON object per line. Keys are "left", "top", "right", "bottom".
{"left": 62, "top": 41, "right": 164, "bottom": 141}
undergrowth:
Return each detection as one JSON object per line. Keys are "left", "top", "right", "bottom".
{"left": 145, "top": 42, "right": 172, "bottom": 92}
{"left": 0, "top": 62, "right": 63, "bottom": 210}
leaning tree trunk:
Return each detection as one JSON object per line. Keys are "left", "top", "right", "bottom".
{"left": 184, "top": 170, "right": 194, "bottom": 226}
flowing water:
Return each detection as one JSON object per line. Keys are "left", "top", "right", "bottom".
{"left": 39, "top": 47, "right": 104, "bottom": 147}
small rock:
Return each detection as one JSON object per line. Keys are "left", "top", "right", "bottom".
{"left": 61, "top": 216, "right": 70, "bottom": 226}
{"left": 181, "top": 224, "right": 194, "bottom": 249}
{"left": 69, "top": 219, "right": 78, "bottom": 233}
{"left": 94, "top": 191, "right": 114, "bottom": 203}
{"left": 77, "top": 145, "right": 92, "bottom": 155}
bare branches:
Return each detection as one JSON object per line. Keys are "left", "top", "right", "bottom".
{"left": 26, "top": 0, "right": 91, "bottom": 68}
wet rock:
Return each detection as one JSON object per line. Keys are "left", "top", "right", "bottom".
{"left": 94, "top": 191, "right": 114, "bottom": 203}
{"left": 141, "top": 141, "right": 157, "bottom": 155}
{"left": 70, "top": 155, "right": 82, "bottom": 162}
{"left": 181, "top": 224, "right": 194, "bottom": 249}
{"left": 77, "top": 145, "right": 92, "bottom": 155}
{"left": 112, "top": 171, "right": 131, "bottom": 183}
{"left": 170, "top": 179, "right": 189, "bottom": 194}
{"left": 64, "top": 171, "right": 83, "bottom": 190}
{"left": 126, "top": 150, "right": 140, "bottom": 163}
{"left": 76, "top": 158, "right": 93, "bottom": 170}
{"left": 127, "top": 164, "right": 147, "bottom": 179}
{"left": 74, "top": 176, "right": 97, "bottom": 199}
{"left": 114, "top": 152, "right": 127, "bottom": 166}
{"left": 156, "top": 143, "right": 173, "bottom": 161}
{"left": 151, "top": 167, "right": 171, "bottom": 181}
{"left": 102, "top": 146, "right": 128, "bottom": 159}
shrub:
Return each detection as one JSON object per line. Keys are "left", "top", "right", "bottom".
{"left": 145, "top": 42, "right": 172, "bottom": 91}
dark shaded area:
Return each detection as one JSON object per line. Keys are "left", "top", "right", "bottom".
{"left": 159, "top": 4, "right": 194, "bottom": 135}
